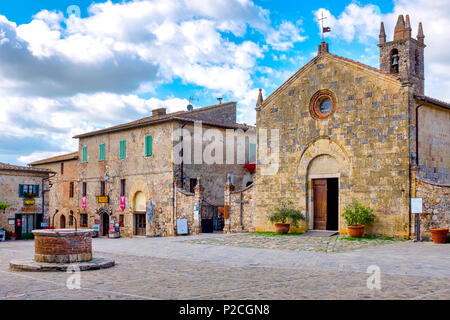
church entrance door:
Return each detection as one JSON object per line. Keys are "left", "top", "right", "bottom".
{"left": 313, "top": 178, "right": 339, "bottom": 230}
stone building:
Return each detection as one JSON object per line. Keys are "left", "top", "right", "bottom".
{"left": 32, "top": 102, "right": 255, "bottom": 237}
{"left": 254, "top": 15, "right": 449, "bottom": 238}
{"left": 0, "top": 162, "right": 52, "bottom": 238}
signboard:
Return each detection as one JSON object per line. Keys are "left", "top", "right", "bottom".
{"left": 96, "top": 196, "right": 109, "bottom": 203}
{"left": 411, "top": 198, "right": 423, "bottom": 214}
{"left": 82, "top": 196, "right": 87, "bottom": 209}
{"left": 92, "top": 224, "right": 100, "bottom": 231}
{"left": 177, "top": 219, "right": 188, "bottom": 235}
{"left": 120, "top": 195, "right": 126, "bottom": 211}
{"left": 109, "top": 222, "right": 116, "bottom": 233}
{"left": 40, "top": 222, "right": 49, "bottom": 228}
{"left": 8, "top": 218, "right": 14, "bottom": 225}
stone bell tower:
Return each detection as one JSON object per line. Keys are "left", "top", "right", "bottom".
{"left": 378, "top": 14, "right": 426, "bottom": 94}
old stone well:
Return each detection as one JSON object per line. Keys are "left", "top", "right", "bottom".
{"left": 10, "top": 229, "right": 115, "bottom": 272}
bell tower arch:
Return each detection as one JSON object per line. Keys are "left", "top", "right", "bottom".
{"left": 378, "top": 15, "right": 426, "bottom": 94}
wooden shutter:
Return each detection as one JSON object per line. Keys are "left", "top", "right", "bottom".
{"left": 82, "top": 146, "right": 87, "bottom": 163}
{"left": 99, "top": 144, "right": 105, "bottom": 161}
{"left": 145, "top": 135, "right": 152, "bottom": 156}
{"left": 19, "top": 184, "right": 24, "bottom": 198}
{"left": 34, "top": 185, "right": 40, "bottom": 198}
{"left": 120, "top": 140, "right": 126, "bottom": 159}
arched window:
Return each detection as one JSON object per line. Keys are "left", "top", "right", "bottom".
{"left": 390, "top": 49, "right": 399, "bottom": 73}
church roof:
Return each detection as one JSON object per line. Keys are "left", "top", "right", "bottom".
{"left": 414, "top": 94, "right": 450, "bottom": 110}
{"left": 262, "top": 52, "right": 400, "bottom": 106}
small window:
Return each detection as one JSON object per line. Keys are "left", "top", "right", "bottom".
{"left": 99, "top": 143, "right": 105, "bottom": 162}
{"left": 100, "top": 181, "right": 106, "bottom": 196}
{"left": 69, "top": 211, "right": 74, "bottom": 225}
{"left": 120, "top": 140, "right": 126, "bottom": 159}
{"left": 82, "top": 182, "right": 87, "bottom": 197}
{"left": 69, "top": 182, "right": 74, "bottom": 198}
{"left": 80, "top": 214, "right": 88, "bottom": 227}
{"left": 120, "top": 179, "right": 126, "bottom": 196}
{"left": 145, "top": 135, "right": 152, "bottom": 156}
{"left": 189, "top": 178, "right": 197, "bottom": 193}
{"left": 310, "top": 90, "right": 336, "bottom": 119}
{"left": 61, "top": 163, "right": 64, "bottom": 175}
{"left": 119, "top": 214, "right": 124, "bottom": 227}
{"left": 82, "top": 146, "right": 88, "bottom": 163}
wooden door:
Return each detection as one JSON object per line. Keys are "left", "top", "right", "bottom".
{"left": 60, "top": 215, "right": 66, "bottom": 229}
{"left": 135, "top": 214, "right": 146, "bottom": 236}
{"left": 102, "top": 214, "right": 109, "bottom": 236}
{"left": 313, "top": 179, "right": 327, "bottom": 230}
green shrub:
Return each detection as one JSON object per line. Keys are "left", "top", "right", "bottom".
{"left": 0, "top": 201, "right": 11, "bottom": 211}
{"left": 343, "top": 200, "right": 377, "bottom": 226}
{"left": 268, "top": 200, "right": 305, "bottom": 227}
{"left": 21, "top": 233, "right": 34, "bottom": 240}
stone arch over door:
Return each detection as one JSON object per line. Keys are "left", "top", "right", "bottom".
{"left": 296, "top": 137, "right": 350, "bottom": 230}
{"left": 129, "top": 179, "right": 151, "bottom": 236}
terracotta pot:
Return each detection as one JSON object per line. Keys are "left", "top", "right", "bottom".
{"left": 274, "top": 223, "right": 290, "bottom": 234}
{"left": 430, "top": 228, "right": 448, "bottom": 244}
{"left": 347, "top": 225, "right": 365, "bottom": 238}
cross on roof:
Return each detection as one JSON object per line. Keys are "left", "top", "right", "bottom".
{"left": 319, "top": 11, "right": 331, "bottom": 41}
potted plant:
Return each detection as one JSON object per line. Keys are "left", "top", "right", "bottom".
{"left": 343, "top": 200, "right": 377, "bottom": 238}
{"left": 429, "top": 227, "right": 448, "bottom": 244}
{"left": 268, "top": 200, "right": 305, "bottom": 234}
{"left": 7, "top": 231, "right": 17, "bottom": 241}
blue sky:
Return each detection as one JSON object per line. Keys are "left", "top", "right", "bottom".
{"left": 0, "top": 0, "right": 448, "bottom": 165}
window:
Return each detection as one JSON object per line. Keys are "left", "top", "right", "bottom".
{"left": 99, "top": 143, "right": 105, "bottom": 162}
{"left": 82, "top": 182, "right": 87, "bottom": 197}
{"left": 310, "top": 90, "right": 336, "bottom": 119}
{"left": 189, "top": 178, "right": 197, "bottom": 193}
{"left": 145, "top": 135, "right": 152, "bottom": 156}
{"left": 120, "top": 140, "right": 126, "bottom": 159}
{"left": 119, "top": 214, "right": 124, "bottom": 227}
{"left": 390, "top": 48, "right": 399, "bottom": 74}
{"left": 100, "top": 181, "right": 106, "bottom": 196}
{"left": 80, "top": 214, "right": 88, "bottom": 227}
{"left": 69, "top": 182, "right": 74, "bottom": 198}
{"left": 120, "top": 179, "right": 126, "bottom": 196}
{"left": 69, "top": 211, "right": 74, "bottom": 225}
{"left": 249, "top": 143, "right": 256, "bottom": 162}
{"left": 61, "top": 163, "right": 64, "bottom": 175}
{"left": 82, "top": 146, "right": 87, "bottom": 163}
{"left": 19, "top": 184, "right": 40, "bottom": 198}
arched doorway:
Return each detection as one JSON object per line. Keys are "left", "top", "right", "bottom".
{"left": 133, "top": 191, "right": 146, "bottom": 236}
{"left": 307, "top": 155, "right": 340, "bottom": 231}
{"left": 101, "top": 212, "right": 110, "bottom": 236}
{"left": 60, "top": 215, "right": 66, "bottom": 229}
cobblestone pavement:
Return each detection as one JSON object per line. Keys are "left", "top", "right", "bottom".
{"left": 183, "top": 233, "right": 399, "bottom": 253}
{"left": 0, "top": 234, "right": 449, "bottom": 300}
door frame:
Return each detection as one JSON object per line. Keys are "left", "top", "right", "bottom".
{"left": 307, "top": 173, "right": 340, "bottom": 230}
{"left": 134, "top": 212, "right": 146, "bottom": 236}
{"left": 101, "top": 212, "right": 110, "bottom": 236}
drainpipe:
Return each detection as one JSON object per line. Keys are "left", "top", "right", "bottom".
{"left": 415, "top": 103, "right": 425, "bottom": 167}
{"left": 411, "top": 103, "right": 424, "bottom": 241}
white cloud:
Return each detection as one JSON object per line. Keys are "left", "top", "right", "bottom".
{"left": 266, "top": 21, "right": 307, "bottom": 51}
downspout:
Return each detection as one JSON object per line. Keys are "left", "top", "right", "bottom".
{"left": 173, "top": 121, "right": 188, "bottom": 234}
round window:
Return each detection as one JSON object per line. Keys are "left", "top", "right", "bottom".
{"left": 309, "top": 90, "right": 336, "bottom": 119}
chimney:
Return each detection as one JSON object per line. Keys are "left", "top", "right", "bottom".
{"left": 152, "top": 108, "right": 166, "bottom": 117}
{"left": 318, "top": 41, "right": 329, "bottom": 54}
{"left": 217, "top": 98, "right": 223, "bottom": 105}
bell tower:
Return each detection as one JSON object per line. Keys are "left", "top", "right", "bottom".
{"left": 378, "top": 14, "right": 426, "bottom": 94}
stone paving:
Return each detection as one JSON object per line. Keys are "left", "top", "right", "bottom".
{"left": 0, "top": 234, "right": 449, "bottom": 300}
{"left": 183, "top": 233, "right": 400, "bottom": 253}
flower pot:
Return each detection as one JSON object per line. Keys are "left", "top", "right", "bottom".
{"left": 347, "top": 225, "right": 365, "bottom": 238}
{"left": 430, "top": 228, "right": 448, "bottom": 244}
{"left": 274, "top": 223, "right": 290, "bottom": 234}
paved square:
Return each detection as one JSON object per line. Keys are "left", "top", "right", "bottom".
{"left": 0, "top": 234, "right": 449, "bottom": 300}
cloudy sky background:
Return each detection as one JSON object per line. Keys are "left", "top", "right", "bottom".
{"left": 0, "top": 0, "right": 449, "bottom": 165}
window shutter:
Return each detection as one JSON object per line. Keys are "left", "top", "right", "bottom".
{"left": 120, "top": 140, "right": 126, "bottom": 159}
{"left": 145, "top": 135, "right": 152, "bottom": 156}
{"left": 99, "top": 144, "right": 105, "bottom": 161}
{"left": 19, "top": 184, "right": 24, "bottom": 198}
{"left": 34, "top": 185, "right": 40, "bottom": 198}
{"left": 82, "top": 146, "right": 87, "bottom": 163}
{"left": 250, "top": 143, "right": 256, "bottom": 162}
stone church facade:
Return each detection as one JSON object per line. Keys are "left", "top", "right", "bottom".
{"left": 254, "top": 15, "right": 449, "bottom": 238}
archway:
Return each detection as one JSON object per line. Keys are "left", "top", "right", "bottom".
{"left": 307, "top": 155, "right": 340, "bottom": 231}
{"left": 60, "top": 215, "right": 66, "bottom": 229}
{"left": 133, "top": 191, "right": 147, "bottom": 236}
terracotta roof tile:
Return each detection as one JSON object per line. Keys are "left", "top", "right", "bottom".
{"left": 0, "top": 162, "right": 52, "bottom": 173}
{"left": 29, "top": 152, "right": 78, "bottom": 166}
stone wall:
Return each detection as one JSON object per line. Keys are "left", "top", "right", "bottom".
{"left": 414, "top": 177, "right": 449, "bottom": 240}
{"left": 174, "top": 187, "right": 196, "bottom": 234}
{"left": 224, "top": 180, "right": 255, "bottom": 233}
{"left": 255, "top": 53, "right": 411, "bottom": 238}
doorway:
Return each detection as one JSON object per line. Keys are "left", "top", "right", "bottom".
{"left": 101, "top": 213, "right": 109, "bottom": 236}
{"left": 135, "top": 214, "right": 146, "bottom": 236}
{"left": 60, "top": 215, "right": 66, "bottom": 229}
{"left": 313, "top": 178, "right": 339, "bottom": 231}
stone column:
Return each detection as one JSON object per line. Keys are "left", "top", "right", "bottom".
{"left": 192, "top": 178, "right": 202, "bottom": 235}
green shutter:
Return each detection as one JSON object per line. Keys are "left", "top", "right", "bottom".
{"left": 34, "top": 185, "right": 40, "bottom": 198}
{"left": 19, "top": 184, "right": 24, "bottom": 198}
{"left": 145, "top": 135, "right": 152, "bottom": 156}
{"left": 250, "top": 143, "right": 256, "bottom": 162}
{"left": 99, "top": 143, "right": 105, "bottom": 161}
{"left": 120, "top": 140, "right": 126, "bottom": 159}
{"left": 82, "top": 146, "right": 87, "bottom": 163}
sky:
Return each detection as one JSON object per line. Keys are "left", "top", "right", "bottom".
{"left": 0, "top": 0, "right": 449, "bottom": 165}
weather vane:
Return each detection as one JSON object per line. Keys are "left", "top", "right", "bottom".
{"left": 319, "top": 11, "right": 331, "bottom": 41}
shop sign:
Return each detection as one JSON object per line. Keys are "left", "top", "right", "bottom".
{"left": 96, "top": 196, "right": 109, "bottom": 203}
{"left": 82, "top": 196, "right": 87, "bottom": 209}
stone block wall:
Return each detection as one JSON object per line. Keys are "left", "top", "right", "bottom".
{"left": 414, "top": 177, "right": 449, "bottom": 240}
{"left": 224, "top": 182, "right": 255, "bottom": 233}
{"left": 174, "top": 188, "right": 196, "bottom": 234}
